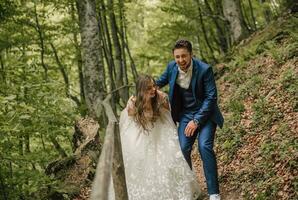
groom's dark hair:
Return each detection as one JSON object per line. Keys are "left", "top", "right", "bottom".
{"left": 172, "top": 39, "right": 192, "bottom": 53}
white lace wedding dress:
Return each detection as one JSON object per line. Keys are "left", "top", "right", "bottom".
{"left": 109, "top": 103, "right": 201, "bottom": 200}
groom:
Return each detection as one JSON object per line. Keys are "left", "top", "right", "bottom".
{"left": 156, "top": 39, "right": 224, "bottom": 200}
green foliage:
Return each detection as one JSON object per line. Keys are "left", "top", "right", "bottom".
{"left": 229, "top": 99, "right": 245, "bottom": 113}
{"left": 220, "top": 128, "right": 243, "bottom": 157}
{"left": 279, "top": 67, "right": 298, "bottom": 94}
{"left": 0, "top": 0, "right": 16, "bottom": 22}
{"left": 252, "top": 98, "right": 277, "bottom": 128}
{"left": 0, "top": 0, "right": 295, "bottom": 199}
{"left": 227, "top": 99, "right": 245, "bottom": 122}
{"left": 0, "top": 76, "right": 78, "bottom": 198}
{"left": 0, "top": 1, "right": 80, "bottom": 198}
{"left": 216, "top": 13, "right": 297, "bottom": 199}
{"left": 263, "top": 38, "right": 298, "bottom": 64}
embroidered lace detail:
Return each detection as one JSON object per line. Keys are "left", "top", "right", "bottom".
{"left": 108, "top": 103, "right": 201, "bottom": 200}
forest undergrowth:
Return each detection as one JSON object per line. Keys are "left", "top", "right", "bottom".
{"left": 210, "top": 13, "right": 297, "bottom": 200}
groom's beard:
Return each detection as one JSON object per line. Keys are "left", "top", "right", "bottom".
{"left": 179, "top": 63, "right": 191, "bottom": 72}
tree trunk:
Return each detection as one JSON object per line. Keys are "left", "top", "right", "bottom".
{"left": 124, "top": 34, "right": 138, "bottom": 82}
{"left": 50, "top": 42, "right": 81, "bottom": 107}
{"left": 248, "top": 0, "right": 257, "bottom": 30}
{"left": 100, "top": 0, "right": 116, "bottom": 80}
{"left": 0, "top": 52, "right": 5, "bottom": 83}
{"left": 71, "top": 2, "right": 85, "bottom": 108}
{"left": 222, "top": 0, "right": 249, "bottom": 43}
{"left": 33, "top": 3, "right": 48, "bottom": 80}
{"left": 76, "top": 0, "right": 106, "bottom": 119}
{"left": 196, "top": 35, "right": 207, "bottom": 61}
{"left": 196, "top": 1, "right": 217, "bottom": 62}
{"left": 213, "top": 0, "right": 232, "bottom": 49}
{"left": 118, "top": 0, "right": 129, "bottom": 101}
{"left": 107, "top": 0, "right": 128, "bottom": 103}
{"left": 204, "top": 0, "right": 228, "bottom": 54}
{"left": 98, "top": 0, "right": 117, "bottom": 112}
{"left": 259, "top": 0, "right": 273, "bottom": 24}
{"left": 239, "top": 0, "right": 252, "bottom": 32}
{"left": 0, "top": 165, "right": 8, "bottom": 200}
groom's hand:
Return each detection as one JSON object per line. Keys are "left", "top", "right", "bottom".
{"left": 185, "top": 120, "right": 199, "bottom": 137}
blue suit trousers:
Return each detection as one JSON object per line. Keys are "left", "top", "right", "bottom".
{"left": 178, "top": 113, "right": 219, "bottom": 195}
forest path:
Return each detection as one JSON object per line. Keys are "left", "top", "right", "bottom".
{"left": 191, "top": 146, "right": 242, "bottom": 200}
{"left": 76, "top": 146, "right": 243, "bottom": 200}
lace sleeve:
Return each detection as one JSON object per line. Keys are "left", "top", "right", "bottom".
{"left": 157, "top": 90, "right": 170, "bottom": 111}
{"left": 126, "top": 96, "right": 136, "bottom": 116}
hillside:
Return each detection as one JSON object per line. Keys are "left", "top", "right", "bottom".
{"left": 211, "top": 13, "right": 297, "bottom": 199}
{"left": 75, "top": 13, "right": 297, "bottom": 200}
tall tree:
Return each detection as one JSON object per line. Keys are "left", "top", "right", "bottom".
{"left": 76, "top": 0, "right": 106, "bottom": 119}
{"left": 195, "top": 0, "right": 217, "bottom": 62}
{"left": 107, "top": 0, "right": 129, "bottom": 103}
{"left": 203, "top": 0, "right": 229, "bottom": 54}
{"left": 222, "top": 0, "right": 249, "bottom": 43}
{"left": 259, "top": 0, "right": 273, "bottom": 24}
{"left": 98, "top": 0, "right": 118, "bottom": 112}
{"left": 248, "top": 0, "right": 257, "bottom": 30}
{"left": 118, "top": 0, "right": 138, "bottom": 82}
{"left": 118, "top": 0, "right": 129, "bottom": 88}
{"left": 71, "top": 2, "right": 85, "bottom": 108}
{"left": 50, "top": 42, "right": 81, "bottom": 107}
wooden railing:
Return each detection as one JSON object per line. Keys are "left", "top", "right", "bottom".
{"left": 90, "top": 95, "right": 128, "bottom": 200}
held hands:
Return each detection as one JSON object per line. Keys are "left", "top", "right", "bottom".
{"left": 184, "top": 120, "right": 199, "bottom": 137}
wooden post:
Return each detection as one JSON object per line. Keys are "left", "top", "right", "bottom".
{"left": 90, "top": 95, "right": 128, "bottom": 200}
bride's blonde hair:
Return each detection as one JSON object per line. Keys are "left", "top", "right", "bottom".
{"left": 134, "top": 74, "right": 161, "bottom": 131}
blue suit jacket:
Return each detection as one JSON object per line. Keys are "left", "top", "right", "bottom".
{"left": 156, "top": 58, "right": 224, "bottom": 128}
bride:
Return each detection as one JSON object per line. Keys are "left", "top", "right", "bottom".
{"left": 109, "top": 74, "right": 201, "bottom": 200}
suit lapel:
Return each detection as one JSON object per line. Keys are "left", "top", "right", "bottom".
{"left": 191, "top": 59, "right": 198, "bottom": 97}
